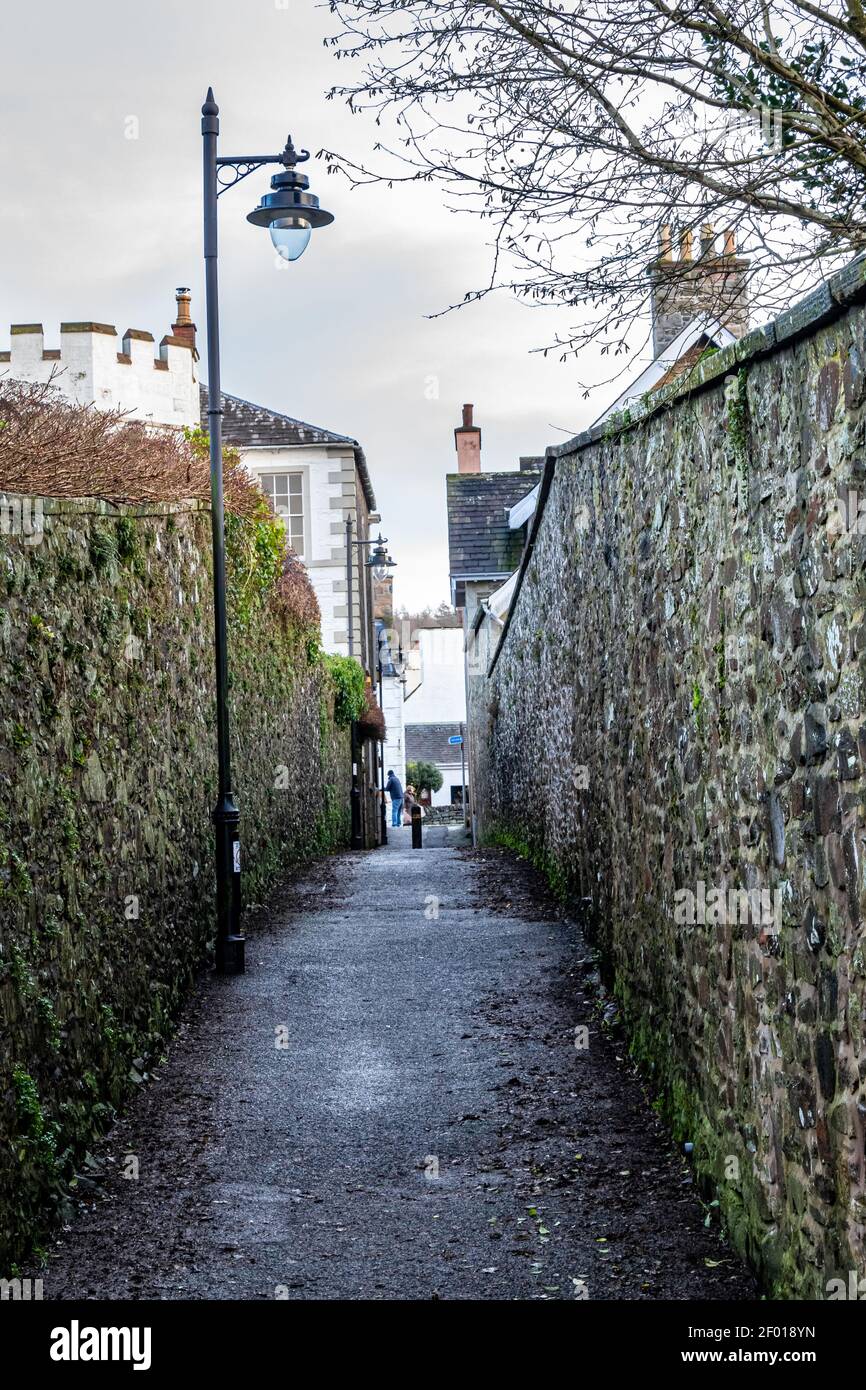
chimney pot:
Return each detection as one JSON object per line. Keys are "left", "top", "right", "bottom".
{"left": 171, "top": 288, "right": 197, "bottom": 357}
{"left": 724, "top": 229, "right": 736, "bottom": 256}
{"left": 659, "top": 225, "right": 672, "bottom": 262}
{"left": 455, "top": 402, "right": 482, "bottom": 473}
{"left": 701, "top": 223, "right": 715, "bottom": 256}
{"left": 175, "top": 287, "right": 192, "bottom": 325}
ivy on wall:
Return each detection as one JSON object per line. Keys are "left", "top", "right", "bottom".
{"left": 323, "top": 653, "right": 366, "bottom": 727}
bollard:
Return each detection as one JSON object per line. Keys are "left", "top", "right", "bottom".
{"left": 411, "top": 804, "right": 423, "bottom": 849}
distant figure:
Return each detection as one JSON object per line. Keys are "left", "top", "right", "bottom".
{"left": 402, "top": 785, "right": 424, "bottom": 826}
{"left": 385, "top": 770, "right": 403, "bottom": 827}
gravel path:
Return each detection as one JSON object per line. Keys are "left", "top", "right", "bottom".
{"left": 33, "top": 829, "right": 757, "bottom": 1301}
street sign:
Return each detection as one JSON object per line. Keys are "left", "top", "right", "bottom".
{"left": 448, "top": 734, "right": 463, "bottom": 745}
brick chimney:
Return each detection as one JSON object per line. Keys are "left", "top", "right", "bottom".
{"left": 649, "top": 224, "right": 749, "bottom": 357}
{"left": 169, "top": 287, "right": 197, "bottom": 356}
{"left": 454, "top": 403, "right": 481, "bottom": 474}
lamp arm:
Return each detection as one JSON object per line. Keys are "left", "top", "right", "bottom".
{"left": 215, "top": 157, "right": 283, "bottom": 197}
{"left": 216, "top": 138, "right": 310, "bottom": 197}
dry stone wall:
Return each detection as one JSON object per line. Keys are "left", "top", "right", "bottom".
{"left": 0, "top": 496, "right": 350, "bottom": 1265}
{"left": 469, "top": 270, "right": 866, "bottom": 1297}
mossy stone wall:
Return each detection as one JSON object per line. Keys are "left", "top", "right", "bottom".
{"left": 470, "top": 296, "right": 866, "bottom": 1297}
{"left": 0, "top": 497, "right": 349, "bottom": 1265}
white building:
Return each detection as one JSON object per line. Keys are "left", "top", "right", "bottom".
{"left": 403, "top": 626, "right": 468, "bottom": 808}
{"left": 1, "top": 289, "right": 380, "bottom": 667}
{"left": 376, "top": 619, "right": 407, "bottom": 791}
{"left": 204, "top": 387, "right": 378, "bottom": 662}
{"left": 0, "top": 290, "right": 199, "bottom": 430}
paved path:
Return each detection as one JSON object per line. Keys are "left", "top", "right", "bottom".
{"left": 35, "top": 830, "right": 756, "bottom": 1301}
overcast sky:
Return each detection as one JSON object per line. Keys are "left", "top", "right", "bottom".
{"left": 0, "top": 0, "right": 632, "bottom": 609}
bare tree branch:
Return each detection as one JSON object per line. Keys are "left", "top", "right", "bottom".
{"left": 324, "top": 1, "right": 866, "bottom": 371}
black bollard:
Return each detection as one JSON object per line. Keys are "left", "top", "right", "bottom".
{"left": 411, "top": 804, "right": 423, "bottom": 849}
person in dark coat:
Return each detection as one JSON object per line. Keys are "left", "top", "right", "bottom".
{"left": 385, "top": 770, "right": 403, "bottom": 827}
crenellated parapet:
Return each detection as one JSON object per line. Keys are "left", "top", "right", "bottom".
{"left": 0, "top": 290, "right": 199, "bottom": 429}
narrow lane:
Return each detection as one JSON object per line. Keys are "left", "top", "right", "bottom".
{"left": 34, "top": 829, "right": 756, "bottom": 1300}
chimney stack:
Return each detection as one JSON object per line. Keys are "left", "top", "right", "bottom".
{"left": 170, "top": 287, "right": 197, "bottom": 356}
{"left": 648, "top": 223, "right": 749, "bottom": 357}
{"left": 701, "top": 222, "right": 716, "bottom": 257}
{"left": 454, "top": 402, "right": 482, "bottom": 474}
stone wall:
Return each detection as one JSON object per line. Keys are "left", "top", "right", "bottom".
{"left": 0, "top": 496, "right": 350, "bottom": 1265}
{"left": 468, "top": 266, "right": 866, "bottom": 1297}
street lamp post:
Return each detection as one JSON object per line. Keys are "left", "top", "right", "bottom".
{"left": 378, "top": 657, "right": 388, "bottom": 847}
{"left": 201, "top": 89, "right": 333, "bottom": 973}
{"left": 376, "top": 626, "right": 391, "bottom": 847}
{"left": 381, "top": 636, "right": 406, "bottom": 844}
{"left": 343, "top": 525, "right": 396, "bottom": 848}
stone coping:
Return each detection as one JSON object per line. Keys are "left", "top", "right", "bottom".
{"left": 548, "top": 254, "right": 866, "bottom": 464}
{"left": 0, "top": 494, "right": 209, "bottom": 518}
{"left": 60, "top": 322, "right": 117, "bottom": 336}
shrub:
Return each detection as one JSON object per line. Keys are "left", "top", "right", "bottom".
{"left": 323, "top": 654, "right": 366, "bottom": 727}
{"left": 0, "top": 380, "right": 258, "bottom": 515}
{"left": 406, "top": 759, "right": 444, "bottom": 795}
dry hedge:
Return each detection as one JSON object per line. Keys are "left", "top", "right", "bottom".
{"left": 0, "top": 378, "right": 322, "bottom": 635}
{"left": 357, "top": 681, "right": 386, "bottom": 742}
{"left": 274, "top": 548, "right": 322, "bottom": 633}
{"left": 0, "top": 378, "right": 260, "bottom": 516}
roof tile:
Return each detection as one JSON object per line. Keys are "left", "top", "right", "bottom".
{"left": 200, "top": 385, "right": 375, "bottom": 510}
{"left": 446, "top": 470, "right": 541, "bottom": 579}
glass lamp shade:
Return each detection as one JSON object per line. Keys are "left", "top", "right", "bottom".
{"left": 372, "top": 564, "right": 389, "bottom": 582}
{"left": 270, "top": 216, "right": 312, "bottom": 262}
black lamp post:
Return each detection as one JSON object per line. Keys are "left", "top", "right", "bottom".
{"left": 201, "top": 89, "right": 333, "bottom": 974}
{"left": 344, "top": 526, "right": 396, "bottom": 848}
{"left": 376, "top": 631, "right": 405, "bottom": 846}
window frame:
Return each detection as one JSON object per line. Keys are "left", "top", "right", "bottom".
{"left": 256, "top": 466, "right": 309, "bottom": 559}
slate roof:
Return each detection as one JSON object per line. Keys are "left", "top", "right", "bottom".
{"left": 405, "top": 722, "right": 464, "bottom": 764}
{"left": 200, "top": 385, "right": 375, "bottom": 510}
{"left": 446, "top": 470, "right": 541, "bottom": 582}
{"left": 650, "top": 336, "right": 713, "bottom": 392}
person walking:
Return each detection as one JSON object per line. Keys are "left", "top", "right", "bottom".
{"left": 385, "top": 770, "right": 403, "bottom": 828}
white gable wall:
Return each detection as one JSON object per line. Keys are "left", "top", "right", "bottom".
{"left": 238, "top": 442, "right": 358, "bottom": 656}
{"left": 381, "top": 674, "right": 406, "bottom": 789}
{"left": 403, "top": 627, "right": 466, "bottom": 724}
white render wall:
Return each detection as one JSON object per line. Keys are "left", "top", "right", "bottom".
{"left": 1, "top": 324, "right": 199, "bottom": 429}
{"left": 238, "top": 443, "right": 358, "bottom": 656}
{"left": 430, "top": 759, "right": 465, "bottom": 807}
{"left": 403, "top": 627, "right": 467, "bottom": 723}
{"left": 381, "top": 673, "right": 406, "bottom": 788}
{"left": 1, "top": 319, "right": 369, "bottom": 662}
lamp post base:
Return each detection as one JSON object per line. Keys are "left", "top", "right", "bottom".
{"left": 350, "top": 722, "right": 363, "bottom": 849}
{"left": 216, "top": 933, "right": 246, "bottom": 975}
{"left": 213, "top": 794, "right": 244, "bottom": 974}
{"left": 350, "top": 787, "right": 363, "bottom": 849}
